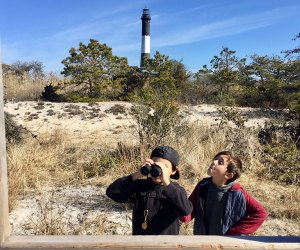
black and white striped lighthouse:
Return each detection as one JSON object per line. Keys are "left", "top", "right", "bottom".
{"left": 140, "top": 8, "right": 151, "bottom": 67}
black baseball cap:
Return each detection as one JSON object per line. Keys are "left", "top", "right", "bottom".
{"left": 150, "top": 146, "right": 180, "bottom": 179}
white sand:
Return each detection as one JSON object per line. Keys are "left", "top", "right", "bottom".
{"left": 4, "top": 101, "right": 270, "bottom": 147}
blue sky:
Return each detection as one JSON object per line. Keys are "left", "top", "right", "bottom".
{"left": 1, "top": 0, "right": 300, "bottom": 74}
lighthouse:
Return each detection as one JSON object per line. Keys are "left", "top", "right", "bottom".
{"left": 140, "top": 8, "right": 151, "bottom": 67}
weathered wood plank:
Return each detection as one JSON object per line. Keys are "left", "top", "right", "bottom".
{"left": 1, "top": 235, "right": 299, "bottom": 250}
{"left": 0, "top": 47, "right": 10, "bottom": 244}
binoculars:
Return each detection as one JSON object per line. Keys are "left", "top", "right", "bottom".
{"left": 140, "top": 164, "right": 162, "bottom": 178}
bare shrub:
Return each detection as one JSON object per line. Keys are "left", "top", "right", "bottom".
{"left": 105, "top": 104, "right": 127, "bottom": 115}
{"left": 25, "top": 191, "right": 68, "bottom": 235}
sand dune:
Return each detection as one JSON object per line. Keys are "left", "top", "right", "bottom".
{"left": 4, "top": 101, "right": 271, "bottom": 147}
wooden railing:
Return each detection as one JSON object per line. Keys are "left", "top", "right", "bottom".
{"left": 0, "top": 235, "right": 300, "bottom": 250}
{"left": 0, "top": 235, "right": 299, "bottom": 249}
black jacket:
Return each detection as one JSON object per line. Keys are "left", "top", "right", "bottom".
{"left": 106, "top": 175, "right": 193, "bottom": 235}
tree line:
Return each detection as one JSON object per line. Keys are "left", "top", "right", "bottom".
{"left": 3, "top": 35, "right": 299, "bottom": 111}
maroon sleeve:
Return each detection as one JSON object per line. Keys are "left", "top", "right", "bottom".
{"left": 226, "top": 187, "right": 267, "bottom": 235}
{"left": 179, "top": 182, "right": 201, "bottom": 222}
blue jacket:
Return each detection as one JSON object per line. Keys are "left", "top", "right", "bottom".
{"left": 181, "top": 177, "right": 267, "bottom": 235}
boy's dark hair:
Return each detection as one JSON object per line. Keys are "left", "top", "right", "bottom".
{"left": 214, "top": 151, "right": 243, "bottom": 183}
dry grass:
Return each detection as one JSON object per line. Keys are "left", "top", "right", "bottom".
{"left": 7, "top": 127, "right": 69, "bottom": 210}
{"left": 7, "top": 119, "right": 300, "bottom": 236}
{"left": 24, "top": 190, "right": 69, "bottom": 235}
{"left": 4, "top": 73, "right": 62, "bottom": 102}
{"left": 4, "top": 74, "right": 46, "bottom": 101}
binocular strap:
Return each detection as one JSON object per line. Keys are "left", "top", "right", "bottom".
{"left": 142, "top": 182, "right": 151, "bottom": 230}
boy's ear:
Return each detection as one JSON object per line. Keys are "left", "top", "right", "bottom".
{"left": 225, "top": 172, "right": 234, "bottom": 180}
{"left": 171, "top": 168, "right": 177, "bottom": 175}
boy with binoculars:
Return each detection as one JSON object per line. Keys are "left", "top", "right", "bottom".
{"left": 106, "top": 146, "right": 192, "bottom": 235}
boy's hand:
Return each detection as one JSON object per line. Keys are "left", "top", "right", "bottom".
{"left": 154, "top": 161, "right": 171, "bottom": 186}
{"left": 131, "top": 159, "right": 154, "bottom": 181}
{"left": 142, "top": 159, "right": 155, "bottom": 167}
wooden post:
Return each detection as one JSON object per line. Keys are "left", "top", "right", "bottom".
{"left": 0, "top": 46, "right": 10, "bottom": 244}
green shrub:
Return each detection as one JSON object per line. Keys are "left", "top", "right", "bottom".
{"left": 41, "top": 85, "right": 63, "bottom": 102}
{"left": 82, "top": 144, "right": 143, "bottom": 179}
{"left": 82, "top": 149, "right": 119, "bottom": 178}
{"left": 130, "top": 102, "right": 182, "bottom": 149}
{"left": 64, "top": 92, "right": 108, "bottom": 103}
{"left": 217, "top": 106, "right": 248, "bottom": 128}
{"left": 260, "top": 145, "right": 299, "bottom": 185}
